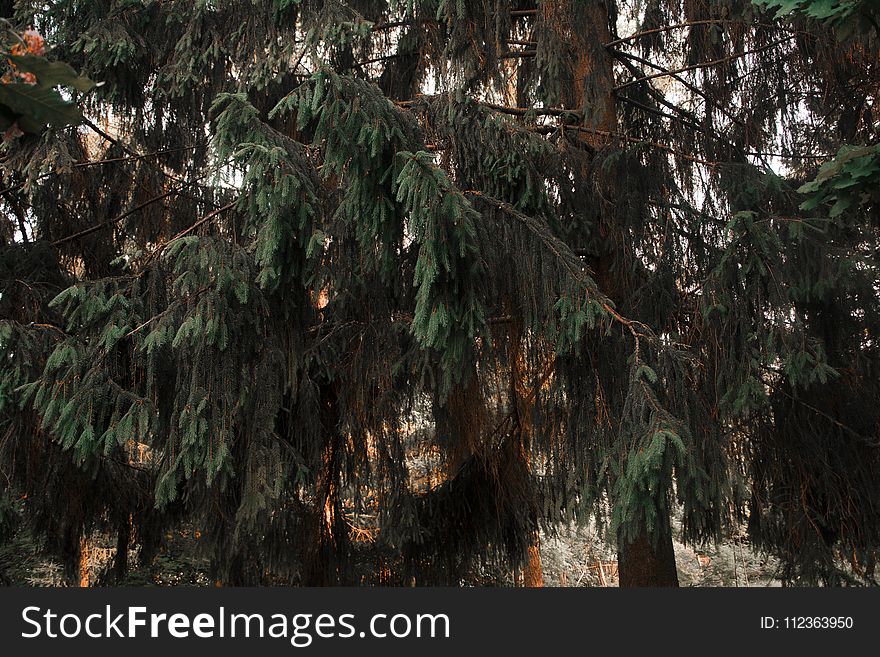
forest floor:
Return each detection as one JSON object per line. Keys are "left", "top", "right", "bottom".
{"left": 536, "top": 522, "right": 780, "bottom": 587}
{"left": 1, "top": 519, "right": 780, "bottom": 586}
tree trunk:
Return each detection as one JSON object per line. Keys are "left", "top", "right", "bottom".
{"left": 508, "top": 319, "right": 545, "bottom": 588}
{"left": 546, "top": 1, "right": 681, "bottom": 588}
{"left": 303, "top": 380, "right": 346, "bottom": 585}
{"left": 113, "top": 518, "right": 131, "bottom": 583}
{"left": 524, "top": 545, "right": 545, "bottom": 587}
{"left": 78, "top": 534, "right": 91, "bottom": 588}
{"left": 618, "top": 522, "right": 679, "bottom": 587}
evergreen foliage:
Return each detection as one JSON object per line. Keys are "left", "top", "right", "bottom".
{"left": 1, "top": 0, "right": 878, "bottom": 586}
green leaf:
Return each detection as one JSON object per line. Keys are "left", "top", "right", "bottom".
{"left": 7, "top": 55, "right": 97, "bottom": 92}
{"left": 0, "top": 83, "right": 84, "bottom": 130}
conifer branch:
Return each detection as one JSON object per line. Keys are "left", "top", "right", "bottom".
{"left": 483, "top": 357, "right": 557, "bottom": 446}
{"left": 604, "top": 20, "right": 806, "bottom": 48}
{"left": 616, "top": 92, "right": 704, "bottom": 133}
{"left": 395, "top": 97, "right": 576, "bottom": 118}
{"left": 763, "top": 370, "right": 874, "bottom": 444}
{"left": 84, "top": 118, "right": 197, "bottom": 189}
{"left": 155, "top": 199, "right": 240, "bottom": 253}
{"left": 500, "top": 50, "right": 536, "bottom": 59}
{"left": 463, "top": 190, "right": 650, "bottom": 344}
{"left": 611, "top": 48, "right": 750, "bottom": 132}
{"left": 605, "top": 19, "right": 736, "bottom": 47}
{"left": 613, "top": 37, "right": 796, "bottom": 91}
{"left": 0, "top": 147, "right": 197, "bottom": 197}
{"left": 369, "top": 9, "right": 536, "bottom": 33}
{"left": 50, "top": 187, "right": 182, "bottom": 246}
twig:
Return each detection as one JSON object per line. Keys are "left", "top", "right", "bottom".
{"left": 149, "top": 199, "right": 240, "bottom": 257}
{"left": 0, "top": 146, "right": 197, "bottom": 197}
{"left": 614, "top": 37, "right": 795, "bottom": 91}
{"left": 50, "top": 187, "right": 180, "bottom": 246}
{"left": 606, "top": 20, "right": 725, "bottom": 47}
{"left": 604, "top": 20, "right": 799, "bottom": 48}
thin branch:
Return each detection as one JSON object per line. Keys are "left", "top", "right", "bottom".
{"left": 613, "top": 49, "right": 830, "bottom": 161}
{"left": 611, "top": 48, "right": 749, "bottom": 131}
{"left": 614, "top": 37, "right": 795, "bottom": 91}
{"left": 124, "top": 286, "right": 211, "bottom": 339}
{"left": 532, "top": 124, "right": 723, "bottom": 167}
{"left": 606, "top": 20, "right": 811, "bottom": 48}
{"left": 124, "top": 307, "right": 174, "bottom": 340}
{"left": 606, "top": 19, "right": 732, "bottom": 47}
{"left": 483, "top": 357, "right": 557, "bottom": 445}
{"left": 0, "top": 146, "right": 197, "bottom": 197}
{"left": 763, "top": 370, "right": 876, "bottom": 444}
{"left": 613, "top": 49, "right": 709, "bottom": 115}
{"left": 395, "top": 96, "right": 577, "bottom": 118}
{"left": 463, "top": 190, "right": 651, "bottom": 343}
{"left": 84, "top": 118, "right": 196, "bottom": 189}
{"left": 50, "top": 187, "right": 181, "bottom": 246}
{"left": 500, "top": 49, "right": 536, "bottom": 59}
{"left": 29, "top": 322, "right": 68, "bottom": 336}
{"left": 155, "top": 199, "right": 240, "bottom": 252}
{"left": 480, "top": 101, "right": 577, "bottom": 117}
{"left": 290, "top": 41, "right": 311, "bottom": 76}
{"left": 369, "top": 9, "right": 536, "bottom": 32}
{"left": 616, "top": 93, "right": 704, "bottom": 133}
{"left": 350, "top": 53, "right": 401, "bottom": 68}
{"left": 371, "top": 19, "right": 430, "bottom": 32}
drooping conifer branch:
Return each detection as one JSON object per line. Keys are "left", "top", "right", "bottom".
{"left": 613, "top": 37, "right": 797, "bottom": 91}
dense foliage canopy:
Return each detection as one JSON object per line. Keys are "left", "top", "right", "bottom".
{"left": 1, "top": 0, "right": 878, "bottom": 586}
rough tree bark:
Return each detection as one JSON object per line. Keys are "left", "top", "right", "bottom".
{"left": 509, "top": 320, "right": 544, "bottom": 588}
{"left": 113, "top": 518, "right": 130, "bottom": 583}
{"left": 618, "top": 522, "right": 680, "bottom": 587}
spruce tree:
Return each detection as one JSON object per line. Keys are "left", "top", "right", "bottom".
{"left": 1, "top": 0, "right": 878, "bottom": 586}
